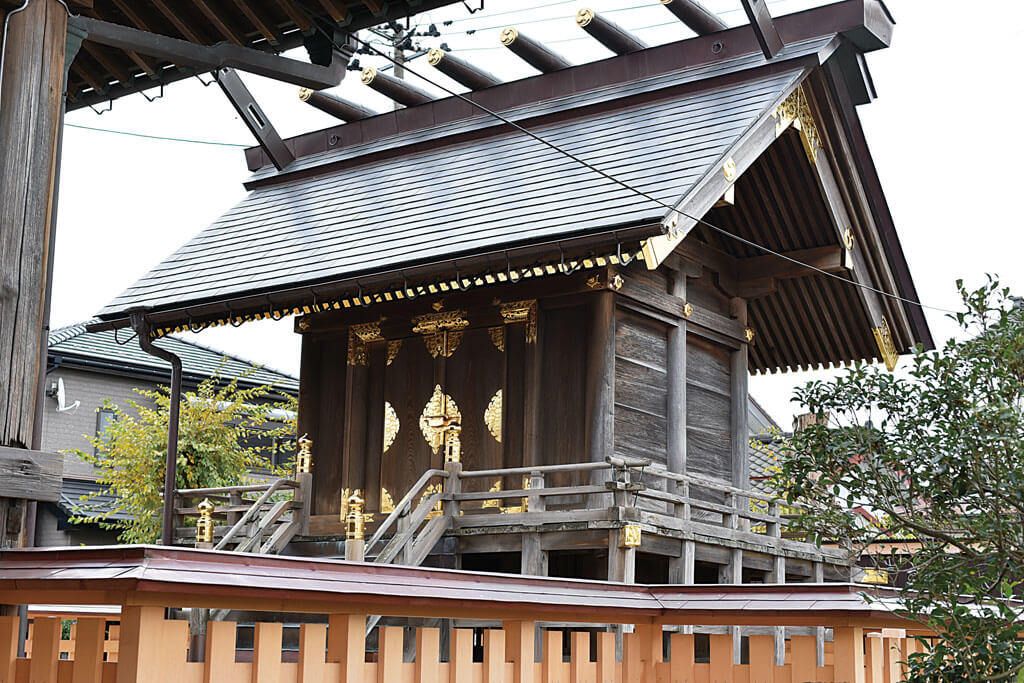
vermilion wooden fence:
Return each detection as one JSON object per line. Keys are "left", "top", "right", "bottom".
{"left": 0, "top": 546, "right": 925, "bottom": 683}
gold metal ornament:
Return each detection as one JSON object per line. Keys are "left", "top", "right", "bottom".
{"left": 872, "top": 316, "right": 899, "bottom": 372}
{"left": 380, "top": 488, "right": 395, "bottom": 514}
{"left": 586, "top": 275, "right": 603, "bottom": 289}
{"left": 488, "top": 326, "right": 505, "bottom": 352}
{"left": 383, "top": 402, "right": 400, "bottom": 453}
{"left": 609, "top": 274, "right": 624, "bottom": 291}
{"left": 500, "top": 27, "right": 518, "bottom": 45}
{"left": 744, "top": 327, "right": 755, "bottom": 343}
{"left": 346, "top": 490, "right": 365, "bottom": 541}
{"left": 843, "top": 227, "right": 855, "bottom": 250}
{"left": 420, "top": 385, "right": 462, "bottom": 455}
{"left": 861, "top": 568, "right": 889, "bottom": 585}
{"left": 420, "top": 483, "right": 443, "bottom": 519}
{"left": 298, "top": 87, "right": 314, "bottom": 102}
{"left": 413, "top": 310, "right": 469, "bottom": 358}
{"left": 196, "top": 498, "right": 215, "bottom": 545}
{"left": 620, "top": 524, "right": 642, "bottom": 548}
{"left": 427, "top": 48, "right": 445, "bottom": 65}
{"left": 576, "top": 8, "right": 595, "bottom": 26}
{"left": 347, "top": 320, "right": 384, "bottom": 366}
{"left": 482, "top": 480, "right": 503, "bottom": 509}
{"left": 296, "top": 435, "right": 313, "bottom": 474}
{"left": 297, "top": 317, "right": 310, "bottom": 331}
{"left": 386, "top": 339, "right": 402, "bottom": 366}
{"left": 773, "top": 85, "right": 822, "bottom": 166}
{"left": 360, "top": 66, "right": 377, "bottom": 84}
{"left": 683, "top": 302, "right": 693, "bottom": 318}
{"left": 723, "top": 157, "right": 737, "bottom": 182}
{"left": 499, "top": 299, "right": 537, "bottom": 343}
{"left": 484, "top": 389, "right": 502, "bottom": 443}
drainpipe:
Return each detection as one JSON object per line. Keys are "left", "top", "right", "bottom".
{"left": 129, "top": 312, "right": 182, "bottom": 546}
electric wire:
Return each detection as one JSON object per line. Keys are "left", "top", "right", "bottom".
{"left": 64, "top": 122, "right": 249, "bottom": 147}
{"left": 323, "top": 19, "right": 956, "bottom": 316}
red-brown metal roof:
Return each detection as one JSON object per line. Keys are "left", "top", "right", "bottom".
{"left": 0, "top": 545, "right": 912, "bottom": 628}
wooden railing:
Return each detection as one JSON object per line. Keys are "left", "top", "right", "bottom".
{"left": 0, "top": 546, "right": 922, "bottom": 683}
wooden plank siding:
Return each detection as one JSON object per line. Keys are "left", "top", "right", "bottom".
{"left": 686, "top": 336, "right": 733, "bottom": 483}
{"left": 613, "top": 311, "right": 668, "bottom": 466}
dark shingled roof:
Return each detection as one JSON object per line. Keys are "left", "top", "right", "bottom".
{"left": 57, "top": 478, "right": 132, "bottom": 523}
{"left": 49, "top": 321, "right": 298, "bottom": 394}
{"left": 96, "top": 36, "right": 839, "bottom": 319}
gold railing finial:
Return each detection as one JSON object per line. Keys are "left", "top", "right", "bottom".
{"left": 196, "top": 498, "right": 215, "bottom": 545}
{"left": 296, "top": 434, "right": 313, "bottom": 474}
{"left": 346, "top": 490, "right": 366, "bottom": 541}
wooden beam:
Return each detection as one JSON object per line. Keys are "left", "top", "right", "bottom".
{"left": 0, "top": 447, "right": 61, "bottom": 501}
{"left": 105, "top": 1, "right": 163, "bottom": 75}
{"left": 190, "top": 0, "right": 246, "bottom": 46}
{"left": 739, "top": 0, "right": 783, "bottom": 59}
{"left": 71, "top": 57, "right": 108, "bottom": 94}
{"left": 81, "top": 41, "right": 131, "bottom": 85}
{"left": 659, "top": 0, "right": 727, "bottom": 35}
{"left": 737, "top": 245, "right": 848, "bottom": 282}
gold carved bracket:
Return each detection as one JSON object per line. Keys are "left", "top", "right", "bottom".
{"left": 499, "top": 299, "right": 537, "bottom": 343}
{"left": 872, "top": 316, "right": 899, "bottom": 372}
{"left": 773, "top": 85, "right": 822, "bottom": 166}
{"left": 347, "top": 320, "right": 385, "bottom": 366}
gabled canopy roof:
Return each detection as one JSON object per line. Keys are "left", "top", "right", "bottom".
{"left": 93, "top": 0, "right": 932, "bottom": 373}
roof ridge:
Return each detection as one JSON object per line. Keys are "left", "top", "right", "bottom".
{"left": 48, "top": 318, "right": 98, "bottom": 346}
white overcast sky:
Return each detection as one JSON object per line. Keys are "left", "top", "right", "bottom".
{"left": 51, "top": 0, "right": 1024, "bottom": 426}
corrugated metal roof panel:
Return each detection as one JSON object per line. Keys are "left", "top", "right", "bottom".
{"left": 99, "top": 68, "right": 804, "bottom": 317}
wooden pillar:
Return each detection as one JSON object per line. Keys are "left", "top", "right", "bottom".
{"left": 117, "top": 606, "right": 165, "bottom": 683}
{"left": 666, "top": 271, "right": 687, "bottom": 476}
{"left": 0, "top": 0, "right": 72, "bottom": 449}
{"left": 363, "top": 343, "right": 387, "bottom": 511}
{"left": 327, "top": 613, "right": 366, "bottom": 682}
{"left": 584, "top": 291, "right": 615, "bottom": 468}
{"left": 503, "top": 621, "right": 535, "bottom": 683}
{"left": 521, "top": 471, "right": 547, "bottom": 577}
{"left": 729, "top": 299, "right": 749, "bottom": 490}
{"left": 833, "top": 627, "right": 865, "bottom": 683}
{"left": 342, "top": 339, "right": 370, "bottom": 506}
{"left": 813, "top": 561, "right": 826, "bottom": 666}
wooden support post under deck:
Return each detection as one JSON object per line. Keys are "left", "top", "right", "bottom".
{"left": 813, "top": 561, "right": 826, "bottom": 666}
{"left": 521, "top": 471, "right": 547, "bottom": 577}
{"left": 0, "top": 0, "right": 71, "bottom": 449}
{"left": 770, "top": 501, "right": 787, "bottom": 664}
{"left": 585, "top": 291, "right": 616, "bottom": 498}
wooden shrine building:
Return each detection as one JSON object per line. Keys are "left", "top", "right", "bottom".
{"left": 86, "top": 0, "right": 932, "bottom": 589}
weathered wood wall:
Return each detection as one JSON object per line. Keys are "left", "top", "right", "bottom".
{"left": 613, "top": 312, "right": 668, "bottom": 466}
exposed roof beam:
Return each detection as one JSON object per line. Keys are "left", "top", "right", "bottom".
{"left": 500, "top": 27, "right": 571, "bottom": 73}
{"left": 360, "top": 66, "right": 434, "bottom": 106}
{"left": 316, "top": 0, "right": 350, "bottom": 24}
{"left": 274, "top": 0, "right": 313, "bottom": 32}
{"left": 739, "top": 0, "right": 783, "bottom": 59}
{"left": 299, "top": 87, "right": 377, "bottom": 121}
{"left": 81, "top": 42, "right": 131, "bottom": 85}
{"left": 426, "top": 48, "right": 501, "bottom": 90}
{"left": 576, "top": 8, "right": 646, "bottom": 55}
{"left": 69, "top": 15, "right": 352, "bottom": 89}
{"left": 659, "top": 0, "right": 727, "bottom": 35}
{"left": 150, "top": 0, "right": 207, "bottom": 45}
{"left": 217, "top": 67, "right": 294, "bottom": 170}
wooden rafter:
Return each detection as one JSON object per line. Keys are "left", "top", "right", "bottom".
{"left": 81, "top": 41, "right": 130, "bottom": 85}
{"left": 273, "top": 0, "right": 313, "bottom": 32}
{"left": 739, "top": 0, "right": 783, "bottom": 59}
{"left": 191, "top": 0, "right": 247, "bottom": 46}
{"left": 71, "top": 60, "right": 107, "bottom": 94}
{"left": 95, "top": 3, "right": 159, "bottom": 75}
{"left": 362, "top": 0, "right": 384, "bottom": 16}
{"left": 316, "top": 0, "right": 350, "bottom": 24}
{"left": 150, "top": 0, "right": 207, "bottom": 45}
{"left": 229, "top": 0, "right": 283, "bottom": 45}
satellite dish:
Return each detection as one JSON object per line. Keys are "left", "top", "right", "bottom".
{"left": 54, "top": 377, "right": 80, "bottom": 413}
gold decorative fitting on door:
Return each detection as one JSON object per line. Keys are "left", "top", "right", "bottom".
{"left": 412, "top": 310, "right": 469, "bottom": 358}
{"left": 499, "top": 299, "right": 537, "bottom": 343}
{"left": 383, "top": 402, "right": 400, "bottom": 453}
{"left": 484, "top": 389, "right": 502, "bottom": 443}
{"left": 772, "top": 85, "right": 822, "bottom": 166}
{"left": 420, "top": 384, "right": 462, "bottom": 455}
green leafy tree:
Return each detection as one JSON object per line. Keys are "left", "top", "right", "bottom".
{"left": 775, "top": 278, "right": 1024, "bottom": 682}
{"left": 71, "top": 369, "right": 296, "bottom": 544}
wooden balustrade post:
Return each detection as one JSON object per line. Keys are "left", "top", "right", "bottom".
{"left": 27, "top": 616, "right": 59, "bottom": 683}
{"left": 450, "top": 628, "right": 473, "bottom": 683}
{"left": 541, "top": 630, "right": 562, "bottom": 683}
{"left": 443, "top": 462, "right": 462, "bottom": 520}
{"left": 295, "top": 471, "right": 313, "bottom": 536}
{"left": 769, "top": 512, "right": 786, "bottom": 666}
{"left": 73, "top": 617, "right": 107, "bottom": 683}
{"left": 595, "top": 632, "right": 614, "bottom": 683}
{"left": 483, "top": 630, "right": 505, "bottom": 683}
{"left": 503, "top": 620, "right": 535, "bottom": 683}
{"left": 813, "top": 561, "right": 825, "bottom": 667}
{"left": 569, "top": 631, "right": 591, "bottom": 683}
{"left": 297, "top": 624, "right": 328, "bottom": 683}
{"left": 328, "top": 614, "right": 367, "bottom": 682}
{"left": 718, "top": 492, "right": 744, "bottom": 664}
{"left": 227, "top": 492, "right": 243, "bottom": 527}
{"left": 415, "top": 627, "right": 440, "bottom": 683}
{"left": 0, "top": 616, "right": 17, "bottom": 683}
{"left": 378, "top": 626, "right": 403, "bottom": 683}
{"left": 205, "top": 621, "right": 237, "bottom": 683}
{"left": 397, "top": 513, "right": 412, "bottom": 565}
{"left": 117, "top": 606, "right": 165, "bottom": 683}
{"left": 521, "top": 471, "right": 547, "bottom": 577}
{"left": 833, "top": 627, "right": 865, "bottom": 683}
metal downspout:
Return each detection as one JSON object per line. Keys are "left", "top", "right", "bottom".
{"left": 129, "top": 313, "right": 182, "bottom": 546}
